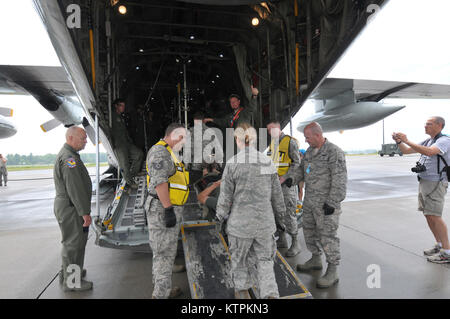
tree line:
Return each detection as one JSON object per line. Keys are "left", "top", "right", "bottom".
{"left": 4, "top": 153, "right": 108, "bottom": 165}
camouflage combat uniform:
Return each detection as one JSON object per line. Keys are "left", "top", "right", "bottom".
{"left": 111, "top": 111, "right": 144, "bottom": 184}
{"left": 216, "top": 146, "right": 286, "bottom": 298}
{"left": 295, "top": 139, "right": 347, "bottom": 266}
{"left": 273, "top": 133, "right": 301, "bottom": 236}
{"left": 188, "top": 123, "right": 223, "bottom": 170}
{"left": 145, "top": 142, "right": 184, "bottom": 299}
{"left": 0, "top": 158, "right": 7, "bottom": 186}
{"left": 53, "top": 143, "right": 92, "bottom": 283}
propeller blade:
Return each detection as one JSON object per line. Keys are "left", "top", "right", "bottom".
{"left": 0, "top": 107, "right": 13, "bottom": 117}
{"left": 40, "top": 118, "right": 61, "bottom": 132}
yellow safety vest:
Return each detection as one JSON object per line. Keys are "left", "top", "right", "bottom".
{"left": 147, "top": 140, "right": 190, "bottom": 206}
{"left": 269, "top": 135, "right": 292, "bottom": 176}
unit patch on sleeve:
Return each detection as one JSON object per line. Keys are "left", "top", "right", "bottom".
{"left": 65, "top": 157, "right": 77, "bottom": 168}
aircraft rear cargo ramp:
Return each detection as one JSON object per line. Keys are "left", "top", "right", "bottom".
{"left": 181, "top": 222, "right": 313, "bottom": 299}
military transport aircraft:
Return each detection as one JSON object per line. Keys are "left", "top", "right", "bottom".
{"left": 3, "top": 0, "right": 450, "bottom": 299}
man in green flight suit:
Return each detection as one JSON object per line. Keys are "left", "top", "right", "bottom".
{"left": 54, "top": 126, "right": 93, "bottom": 292}
{"left": 111, "top": 98, "right": 144, "bottom": 189}
{"left": 203, "top": 85, "right": 259, "bottom": 129}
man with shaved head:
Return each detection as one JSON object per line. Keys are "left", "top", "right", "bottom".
{"left": 295, "top": 122, "right": 347, "bottom": 288}
{"left": 54, "top": 126, "right": 93, "bottom": 291}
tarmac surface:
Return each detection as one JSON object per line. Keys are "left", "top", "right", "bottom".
{"left": 0, "top": 155, "right": 449, "bottom": 299}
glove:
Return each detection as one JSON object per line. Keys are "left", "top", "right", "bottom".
{"left": 323, "top": 203, "right": 335, "bottom": 216}
{"left": 164, "top": 206, "right": 177, "bottom": 228}
{"left": 284, "top": 178, "right": 293, "bottom": 188}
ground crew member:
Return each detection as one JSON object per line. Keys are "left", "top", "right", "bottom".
{"left": 0, "top": 154, "right": 7, "bottom": 186}
{"left": 188, "top": 112, "right": 219, "bottom": 184}
{"left": 53, "top": 127, "right": 93, "bottom": 292}
{"left": 203, "top": 86, "right": 259, "bottom": 129}
{"left": 295, "top": 122, "right": 347, "bottom": 289}
{"left": 393, "top": 116, "right": 450, "bottom": 263}
{"left": 111, "top": 98, "right": 144, "bottom": 189}
{"left": 215, "top": 123, "right": 286, "bottom": 299}
{"left": 203, "top": 85, "right": 259, "bottom": 162}
{"left": 145, "top": 123, "right": 189, "bottom": 299}
{"left": 267, "top": 120, "right": 301, "bottom": 257}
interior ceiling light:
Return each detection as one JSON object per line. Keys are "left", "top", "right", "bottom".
{"left": 219, "top": 53, "right": 224, "bottom": 58}
{"left": 139, "top": 48, "right": 144, "bottom": 53}
{"left": 118, "top": 5, "right": 127, "bottom": 14}
{"left": 189, "top": 35, "right": 195, "bottom": 40}
{"left": 252, "top": 17, "right": 260, "bottom": 26}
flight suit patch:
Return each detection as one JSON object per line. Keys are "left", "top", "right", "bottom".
{"left": 65, "top": 157, "right": 77, "bottom": 168}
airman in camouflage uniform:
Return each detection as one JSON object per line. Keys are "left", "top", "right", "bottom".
{"left": 203, "top": 85, "right": 259, "bottom": 162}
{"left": 295, "top": 122, "right": 347, "bottom": 289}
{"left": 267, "top": 120, "right": 301, "bottom": 257}
{"left": 0, "top": 154, "right": 7, "bottom": 186}
{"left": 215, "top": 123, "right": 285, "bottom": 299}
{"left": 53, "top": 127, "right": 93, "bottom": 291}
{"left": 187, "top": 112, "right": 223, "bottom": 183}
{"left": 145, "top": 123, "right": 187, "bottom": 299}
{"left": 111, "top": 98, "right": 144, "bottom": 189}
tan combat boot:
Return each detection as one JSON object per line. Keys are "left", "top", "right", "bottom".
{"left": 316, "top": 264, "right": 339, "bottom": 288}
{"left": 169, "top": 286, "right": 182, "bottom": 298}
{"left": 59, "top": 269, "right": 87, "bottom": 284}
{"left": 63, "top": 279, "right": 93, "bottom": 292}
{"left": 234, "top": 289, "right": 251, "bottom": 299}
{"left": 276, "top": 232, "right": 288, "bottom": 249}
{"left": 296, "top": 254, "right": 323, "bottom": 271}
{"left": 285, "top": 235, "right": 301, "bottom": 257}
{"left": 172, "top": 264, "right": 186, "bottom": 273}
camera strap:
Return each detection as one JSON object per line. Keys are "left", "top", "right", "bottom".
{"left": 432, "top": 133, "right": 450, "bottom": 181}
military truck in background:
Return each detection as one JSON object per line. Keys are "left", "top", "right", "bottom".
{"left": 379, "top": 143, "right": 403, "bottom": 157}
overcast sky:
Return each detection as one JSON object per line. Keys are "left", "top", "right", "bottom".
{"left": 1, "top": 0, "right": 450, "bottom": 156}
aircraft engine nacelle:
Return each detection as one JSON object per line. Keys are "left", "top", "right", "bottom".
{"left": 297, "top": 101, "right": 405, "bottom": 133}
{"left": 0, "top": 115, "right": 17, "bottom": 139}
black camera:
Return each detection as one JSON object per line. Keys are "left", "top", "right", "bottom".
{"left": 411, "top": 162, "right": 426, "bottom": 173}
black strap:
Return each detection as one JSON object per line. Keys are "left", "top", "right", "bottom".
{"left": 149, "top": 193, "right": 160, "bottom": 200}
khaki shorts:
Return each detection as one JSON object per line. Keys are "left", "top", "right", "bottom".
{"left": 418, "top": 179, "right": 448, "bottom": 216}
